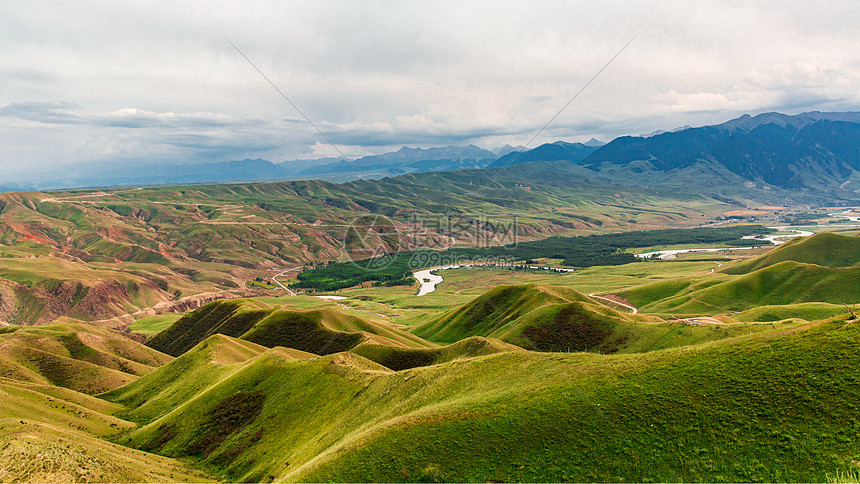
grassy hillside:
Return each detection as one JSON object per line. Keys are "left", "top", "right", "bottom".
{"left": 0, "top": 322, "right": 171, "bottom": 394}
{"left": 350, "top": 336, "right": 524, "bottom": 371}
{"left": 147, "top": 299, "right": 432, "bottom": 357}
{"left": 128, "top": 314, "right": 183, "bottom": 339}
{"left": 0, "top": 380, "right": 205, "bottom": 482}
{"left": 0, "top": 325, "right": 208, "bottom": 482}
{"left": 104, "top": 334, "right": 295, "bottom": 424}
{"left": 622, "top": 260, "right": 860, "bottom": 315}
{"left": 726, "top": 232, "right": 860, "bottom": 273}
{"left": 109, "top": 314, "right": 860, "bottom": 482}
{"left": 0, "top": 169, "right": 732, "bottom": 324}
{"left": 412, "top": 283, "right": 777, "bottom": 353}
{"left": 0, "top": 419, "right": 208, "bottom": 483}
{"left": 413, "top": 284, "right": 594, "bottom": 343}
{"left": 733, "top": 302, "right": 850, "bottom": 323}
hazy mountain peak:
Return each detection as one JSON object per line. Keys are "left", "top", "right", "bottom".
{"left": 495, "top": 144, "right": 525, "bottom": 156}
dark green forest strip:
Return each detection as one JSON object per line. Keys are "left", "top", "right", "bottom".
{"left": 292, "top": 225, "right": 775, "bottom": 291}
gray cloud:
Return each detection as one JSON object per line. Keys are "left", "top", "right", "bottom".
{"left": 0, "top": 102, "right": 83, "bottom": 124}
{"left": 2, "top": 0, "right": 860, "bottom": 177}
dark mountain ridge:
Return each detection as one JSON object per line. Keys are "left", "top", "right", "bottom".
{"left": 6, "top": 110, "right": 860, "bottom": 200}
{"left": 488, "top": 141, "right": 599, "bottom": 168}
{"left": 491, "top": 111, "right": 859, "bottom": 199}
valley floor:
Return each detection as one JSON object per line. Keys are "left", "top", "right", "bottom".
{"left": 1, "top": 217, "right": 860, "bottom": 482}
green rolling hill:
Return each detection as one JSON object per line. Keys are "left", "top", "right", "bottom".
{"left": 350, "top": 336, "right": 524, "bottom": 371}
{"left": 103, "top": 334, "right": 276, "bottom": 424}
{"left": 725, "top": 231, "right": 860, "bottom": 273}
{"left": 413, "top": 283, "right": 777, "bottom": 353}
{"left": 0, "top": 323, "right": 207, "bottom": 482}
{"left": 147, "top": 299, "right": 433, "bottom": 357}
{"left": 0, "top": 322, "right": 171, "bottom": 394}
{"left": 0, "top": 419, "right": 208, "bottom": 483}
{"left": 621, "top": 233, "right": 860, "bottom": 316}
{"left": 412, "top": 284, "right": 598, "bottom": 343}
{"left": 100, "top": 312, "right": 857, "bottom": 482}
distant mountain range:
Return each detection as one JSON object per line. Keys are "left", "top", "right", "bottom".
{"left": 7, "top": 144, "right": 525, "bottom": 191}
{"left": 491, "top": 111, "right": 860, "bottom": 204}
{"left": 294, "top": 144, "right": 502, "bottom": 178}
{"left": 488, "top": 141, "right": 601, "bottom": 168}
{"left": 576, "top": 111, "right": 860, "bottom": 194}
{"left": 6, "top": 110, "right": 860, "bottom": 202}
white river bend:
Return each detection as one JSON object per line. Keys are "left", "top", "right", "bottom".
{"left": 413, "top": 264, "right": 575, "bottom": 297}
{"left": 413, "top": 227, "right": 815, "bottom": 296}
{"left": 635, "top": 227, "right": 814, "bottom": 260}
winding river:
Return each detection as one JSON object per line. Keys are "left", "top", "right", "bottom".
{"left": 413, "top": 227, "right": 816, "bottom": 296}
{"left": 635, "top": 227, "right": 814, "bottom": 260}
{"left": 414, "top": 263, "right": 575, "bottom": 297}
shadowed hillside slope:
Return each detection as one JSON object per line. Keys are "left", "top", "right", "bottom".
{"left": 109, "top": 315, "right": 859, "bottom": 482}
{"left": 413, "top": 284, "right": 775, "bottom": 353}
{"left": 726, "top": 232, "right": 860, "bottom": 274}
{"left": 147, "top": 299, "right": 432, "bottom": 357}
{"left": 621, "top": 234, "right": 860, "bottom": 316}
{"left": 0, "top": 322, "right": 171, "bottom": 394}
{"left": 350, "top": 336, "right": 524, "bottom": 371}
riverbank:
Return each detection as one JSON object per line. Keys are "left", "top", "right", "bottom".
{"left": 414, "top": 263, "right": 575, "bottom": 296}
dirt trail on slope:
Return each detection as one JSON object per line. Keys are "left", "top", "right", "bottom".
{"left": 588, "top": 294, "right": 638, "bottom": 314}
{"left": 682, "top": 317, "right": 724, "bottom": 325}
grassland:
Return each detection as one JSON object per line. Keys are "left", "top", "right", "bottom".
{"left": 2, "top": 201, "right": 859, "bottom": 481}
{"left": 286, "top": 257, "right": 739, "bottom": 326}
{"left": 620, "top": 233, "right": 860, "bottom": 316}
{"left": 0, "top": 419, "right": 208, "bottom": 483}
{"left": 0, "top": 171, "right": 736, "bottom": 325}
{"left": 725, "top": 231, "right": 860, "bottom": 273}
{"left": 147, "top": 299, "right": 433, "bottom": 357}
{"left": 350, "top": 336, "right": 524, "bottom": 371}
{"left": 291, "top": 225, "right": 775, "bottom": 291}
{"left": 412, "top": 283, "right": 788, "bottom": 353}
{"left": 98, "top": 312, "right": 858, "bottom": 482}
{"left": 128, "top": 314, "right": 183, "bottom": 339}
{"left": 0, "top": 324, "right": 208, "bottom": 482}
{"left": 0, "top": 322, "right": 171, "bottom": 394}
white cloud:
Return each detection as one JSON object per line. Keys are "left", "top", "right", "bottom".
{"left": 658, "top": 90, "right": 736, "bottom": 112}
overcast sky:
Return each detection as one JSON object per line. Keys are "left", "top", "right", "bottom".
{"left": 2, "top": 1, "right": 860, "bottom": 177}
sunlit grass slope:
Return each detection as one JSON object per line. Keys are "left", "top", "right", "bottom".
{"left": 733, "top": 302, "right": 851, "bottom": 323}
{"left": 0, "top": 419, "right": 209, "bottom": 483}
{"left": 726, "top": 232, "right": 860, "bottom": 273}
{"left": 0, "top": 329, "right": 207, "bottom": 482}
{"left": 104, "top": 334, "right": 289, "bottom": 423}
{"left": 412, "top": 283, "right": 778, "bottom": 353}
{"left": 350, "top": 336, "right": 524, "bottom": 371}
{"left": 128, "top": 314, "right": 183, "bottom": 339}
{"left": 412, "top": 284, "right": 598, "bottom": 342}
{"left": 147, "top": 299, "right": 432, "bottom": 357}
{"left": 0, "top": 322, "right": 171, "bottom": 394}
{"left": 622, "top": 261, "right": 860, "bottom": 315}
{"left": 112, "top": 314, "right": 859, "bottom": 482}
{"left": 615, "top": 233, "right": 860, "bottom": 316}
